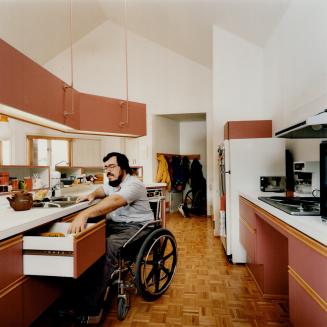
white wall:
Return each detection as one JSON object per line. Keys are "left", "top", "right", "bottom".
{"left": 212, "top": 25, "right": 267, "bottom": 221}
{"left": 264, "top": 0, "right": 327, "bottom": 160}
{"left": 45, "top": 19, "right": 212, "bottom": 186}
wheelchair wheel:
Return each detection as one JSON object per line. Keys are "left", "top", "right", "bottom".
{"left": 117, "top": 296, "right": 129, "bottom": 321}
{"left": 135, "top": 228, "right": 177, "bottom": 301}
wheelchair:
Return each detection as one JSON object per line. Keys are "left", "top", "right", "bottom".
{"left": 182, "top": 188, "right": 207, "bottom": 217}
{"left": 109, "top": 198, "right": 178, "bottom": 321}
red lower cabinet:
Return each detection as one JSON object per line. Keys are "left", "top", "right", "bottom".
{"left": 239, "top": 197, "right": 288, "bottom": 297}
{"left": 289, "top": 272, "right": 327, "bottom": 327}
{"left": 22, "top": 277, "right": 63, "bottom": 327}
{"left": 288, "top": 235, "right": 327, "bottom": 326}
{"left": 0, "top": 281, "right": 23, "bottom": 326}
{"left": 239, "top": 195, "right": 327, "bottom": 326}
{"left": 255, "top": 216, "right": 289, "bottom": 296}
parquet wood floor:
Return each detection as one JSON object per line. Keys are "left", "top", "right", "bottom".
{"left": 102, "top": 213, "right": 290, "bottom": 327}
{"left": 33, "top": 213, "right": 291, "bottom": 326}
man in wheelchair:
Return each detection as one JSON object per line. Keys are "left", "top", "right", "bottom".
{"left": 62, "top": 152, "right": 177, "bottom": 324}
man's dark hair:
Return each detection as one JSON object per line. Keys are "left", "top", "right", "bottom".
{"left": 103, "top": 152, "right": 132, "bottom": 174}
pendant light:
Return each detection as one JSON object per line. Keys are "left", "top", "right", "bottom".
{"left": 0, "top": 114, "right": 11, "bottom": 140}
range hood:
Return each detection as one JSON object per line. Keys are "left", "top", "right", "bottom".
{"left": 275, "top": 110, "right": 327, "bottom": 138}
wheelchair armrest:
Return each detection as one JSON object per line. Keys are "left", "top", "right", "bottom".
{"left": 122, "top": 220, "right": 162, "bottom": 249}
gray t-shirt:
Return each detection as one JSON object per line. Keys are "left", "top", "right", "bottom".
{"left": 102, "top": 174, "right": 154, "bottom": 223}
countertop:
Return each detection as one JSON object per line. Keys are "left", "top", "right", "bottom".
{"left": 240, "top": 192, "right": 327, "bottom": 246}
{"left": 0, "top": 197, "right": 93, "bottom": 241}
{"left": 0, "top": 182, "right": 167, "bottom": 241}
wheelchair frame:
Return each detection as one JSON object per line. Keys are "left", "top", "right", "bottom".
{"left": 111, "top": 199, "right": 178, "bottom": 321}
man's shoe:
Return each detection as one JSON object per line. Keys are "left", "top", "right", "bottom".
{"left": 77, "top": 308, "right": 103, "bottom": 325}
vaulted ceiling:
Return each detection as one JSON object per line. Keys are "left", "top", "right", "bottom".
{"left": 0, "top": 0, "right": 290, "bottom": 68}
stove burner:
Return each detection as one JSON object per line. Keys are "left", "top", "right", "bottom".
{"left": 258, "top": 196, "right": 320, "bottom": 216}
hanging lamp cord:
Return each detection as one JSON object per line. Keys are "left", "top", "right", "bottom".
{"left": 120, "top": 0, "right": 129, "bottom": 127}
{"left": 64, "top": 0, "right": 74, "bottom": 117}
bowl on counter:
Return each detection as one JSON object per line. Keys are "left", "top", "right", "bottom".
{"left": 60, "top": 177, "right": 75, "bottom": 186}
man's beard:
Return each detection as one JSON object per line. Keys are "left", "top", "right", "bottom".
{"left": 108, "top": 172, "right": 123, "bottom": 187}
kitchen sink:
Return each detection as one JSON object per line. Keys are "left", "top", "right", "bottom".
{"left": 50, "top": 195, "right": 79, "bottom": 202}
{"left": 33, "top": 196, "right": 78, "bottom": 208}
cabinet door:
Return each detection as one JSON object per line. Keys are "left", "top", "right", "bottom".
{"left": 239, "top": 217, "right": 256, "bottom": 263}
{"left": 72, "top": 139, "right": 101, "bottom": 167}
{"left": 79, "top": 93, "right": 146, "bottom": 137}
{"left": 0, "top": 281, "right": 23, "bottom": 326}
{"left": 289, "top": 272, "right": 327, "bottom": 327}
{"left": 23, "top": 56, "right": 65, "bottom": 124}
{"left": 22, "top": 277, "right": 63, "bottom": 327}
{"left": 0, "top": 235, "right": 23, "bottom": 290}
{"left": 288, "top": 234, "right": 327, "bottom": 326}
{"left": 0, "top": 39, "right": 24, "bottom": 110}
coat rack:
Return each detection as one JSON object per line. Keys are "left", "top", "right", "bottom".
{"left": 156, "top": 153, "right": 201, "bottom": 161}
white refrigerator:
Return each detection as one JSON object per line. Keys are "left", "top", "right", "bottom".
{"left": 219, "top": 138, "right": 285, "bottom": 263}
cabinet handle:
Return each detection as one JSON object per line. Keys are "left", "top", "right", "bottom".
{"left": 119, "top": 101, "right": 129, "bottom": 127}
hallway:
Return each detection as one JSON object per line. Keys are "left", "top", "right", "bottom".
{"left": 101, "top": 213, "right": 290, "bottom": 326}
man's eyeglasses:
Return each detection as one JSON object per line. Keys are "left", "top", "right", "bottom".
{"left": 104, "top": 164, "right": 119, "bottom": 171}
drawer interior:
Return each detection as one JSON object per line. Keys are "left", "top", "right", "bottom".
{"left": 23, "top": 222, "right": 95, "bottom": 251}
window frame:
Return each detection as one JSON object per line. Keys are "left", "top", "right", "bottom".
{"left": 0, "top": 140, "right": 11, "bottom": 165}
{"left": 27, "top": 135, "right": 73, "bottom": 167}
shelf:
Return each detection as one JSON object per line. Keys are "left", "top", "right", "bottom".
{"left": 0, "top": 165, "right": 50, "bottom": 193}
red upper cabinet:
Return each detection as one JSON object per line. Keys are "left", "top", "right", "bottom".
{"left": 63, "top": 87, "right": 80, "bottom": 130}
{"left": 121, "top": 100, "right": 147, "bottom": 137}
{"left": 79, "top": 93, "right": 146, "bottom": 137}
{"left": 0, "top": 39, "right": 24, "bottom": 110}
{"left": 224, "top": 120, "right": 272, "bottom": 140}
{"left": 0, "top": 38, "right": 147, "bottom": 137}
{"left": 22, "top": 56, "right": 66, "bottom": 124}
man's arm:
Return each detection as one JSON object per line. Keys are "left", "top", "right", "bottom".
{"left": 68, "top": 194, "right": 127, "bottom": 234}
{"left": 76, "top": 186, "right": 106, "bottom": 203}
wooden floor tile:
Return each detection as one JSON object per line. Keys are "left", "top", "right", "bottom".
{"left": 32, "top": 213, "right": 291, "bottom": 326}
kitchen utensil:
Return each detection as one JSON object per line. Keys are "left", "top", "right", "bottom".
{"left": 7, "top": 191, "right": 33, "bottom": 211}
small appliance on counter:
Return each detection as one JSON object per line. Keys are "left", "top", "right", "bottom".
{"left": 260, "top": 176, "right": 286, "bottom": 192}
{"left": 293, "top": 161, "right": 320, "bottom": 195}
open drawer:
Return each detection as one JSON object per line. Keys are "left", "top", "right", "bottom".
{"left": 23, "top": 220, "right": 105, "bottom": 278}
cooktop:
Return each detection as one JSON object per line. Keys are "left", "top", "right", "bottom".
{"left": 258, "top": 196, "right": 320, "bottom": 216}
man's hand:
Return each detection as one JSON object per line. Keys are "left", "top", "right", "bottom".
{"left": 76, "top": 193, "right": 95, "bottom": 204}
{"left": 67, "top": 213, "right": 88, "bottom": 234}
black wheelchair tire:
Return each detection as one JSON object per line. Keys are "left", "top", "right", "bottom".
{"left": 117, "top": 297, "right": 129, "bottom": 321}
{"left": 135, "top": 228, "right": 177, "bottom": 301}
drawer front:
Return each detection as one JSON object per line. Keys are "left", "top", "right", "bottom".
{"left": 0, "top": 278, "right": 24, "bottom": 326}
{"left": 22, "top": 276, "right": 63, "bottom": 327}
{"left": 239, "top": 197, "right": 256, "bottom": 228}
{"left": 289, "top": 235, "right": 327, "bottom": 302}
{"left": 239, "top": 216, "right": 256, "bottom": 262}
{"left": 0, "top": 235, "right": 23, "bottom": 291}
{"left": 23, "top": 220, "right": 105, "bottom": 278}
{"left": 74, "top": 220, "right": 106, "bottom": 277}
{"left": 289, "top": 272, "right": 327, "bottom": 327}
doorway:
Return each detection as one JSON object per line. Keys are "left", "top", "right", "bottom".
{"left": 152, "top": 113, "right": 207, "bottom": 214}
